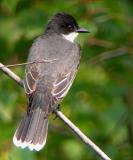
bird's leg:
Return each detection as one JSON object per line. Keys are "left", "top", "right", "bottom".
{"left": 57, "top": 104, "right": 61, "bottom": 110}
{"left": 52, "top": 104, "right": 61, "bottom": 120}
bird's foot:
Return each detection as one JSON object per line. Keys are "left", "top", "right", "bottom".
{"left": 52, "top": 104, "right": 61, "bottom": 120}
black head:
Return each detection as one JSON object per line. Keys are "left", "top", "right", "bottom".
{"left": 45, "top": 12, "right": 89, "bottom": 35}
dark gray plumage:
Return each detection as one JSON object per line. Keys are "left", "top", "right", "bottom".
{"left": 13, "top": 12, "right": 88, "bottom": 151}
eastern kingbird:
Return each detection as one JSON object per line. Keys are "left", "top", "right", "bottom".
{"left": 13, "top": 12, "right": 89, "bottom": 151}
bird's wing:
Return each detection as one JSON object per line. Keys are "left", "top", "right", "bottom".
{"left": 51, "top": 44, "right": 80, "bottom": 102}
{"left": 52, "top": 70, "right": 77, "bottom": 101}
{"left": 24, "top": 63, "right": 39, "bottom": 95}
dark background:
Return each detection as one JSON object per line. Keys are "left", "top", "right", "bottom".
{"left": 0, "top": 0, "right": 133, "bottom": 159}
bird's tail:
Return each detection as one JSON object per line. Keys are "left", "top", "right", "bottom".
{"left": 13, "top": 107, "right": 48, "bottom": 151}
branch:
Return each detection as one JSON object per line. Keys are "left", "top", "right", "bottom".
{"left": 0, "top": 62, "right": 111, "bottom": 160}
{"left": 55, "top": 110, "right": 111, "bottom": 160}
{"left": 0, "top": 63, "right": 23, "bottom": 87}
{"left": 88, "top": 47, "right": 127, "bottom": 64}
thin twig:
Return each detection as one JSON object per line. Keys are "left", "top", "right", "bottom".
{"left": 1, "top": 59, "right": 57, "bottom": 68}
{"left": 88, "top": 47, "right": 127, "bottom": 64}
{"left": 0, "top": 62, "right": 111, "bottom": 160}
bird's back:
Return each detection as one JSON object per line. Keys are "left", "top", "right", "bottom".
{"left": 27, "top": 34, "right": 80, "bottom": 77}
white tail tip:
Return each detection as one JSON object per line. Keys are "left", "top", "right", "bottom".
{"left": 13, "top": 134, "right": 47, "bottom": 151}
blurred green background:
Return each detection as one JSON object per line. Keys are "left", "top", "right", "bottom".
{"left": 0, "top": 0, "right": 133, "bottom": 159}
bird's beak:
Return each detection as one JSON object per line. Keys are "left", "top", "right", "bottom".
{"left": 76, "top": 28, "right": 89, "bottom": 33}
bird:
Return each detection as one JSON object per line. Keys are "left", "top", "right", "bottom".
{"left": 13, "top": 12, "right": 89, "bottom": 151}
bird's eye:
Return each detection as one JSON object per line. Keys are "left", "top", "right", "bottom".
{"left": 67, "top": 24, "right": 74, "bottom": 31}
{"left": 61, "top": 24, "right": 74, "bottom": 31}
{"left": 68, "top": 24, "right": 73, "bottom": 28}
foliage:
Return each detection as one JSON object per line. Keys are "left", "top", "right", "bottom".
{"left": 0, "top": 0, "right": 133, "bottom": 159}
